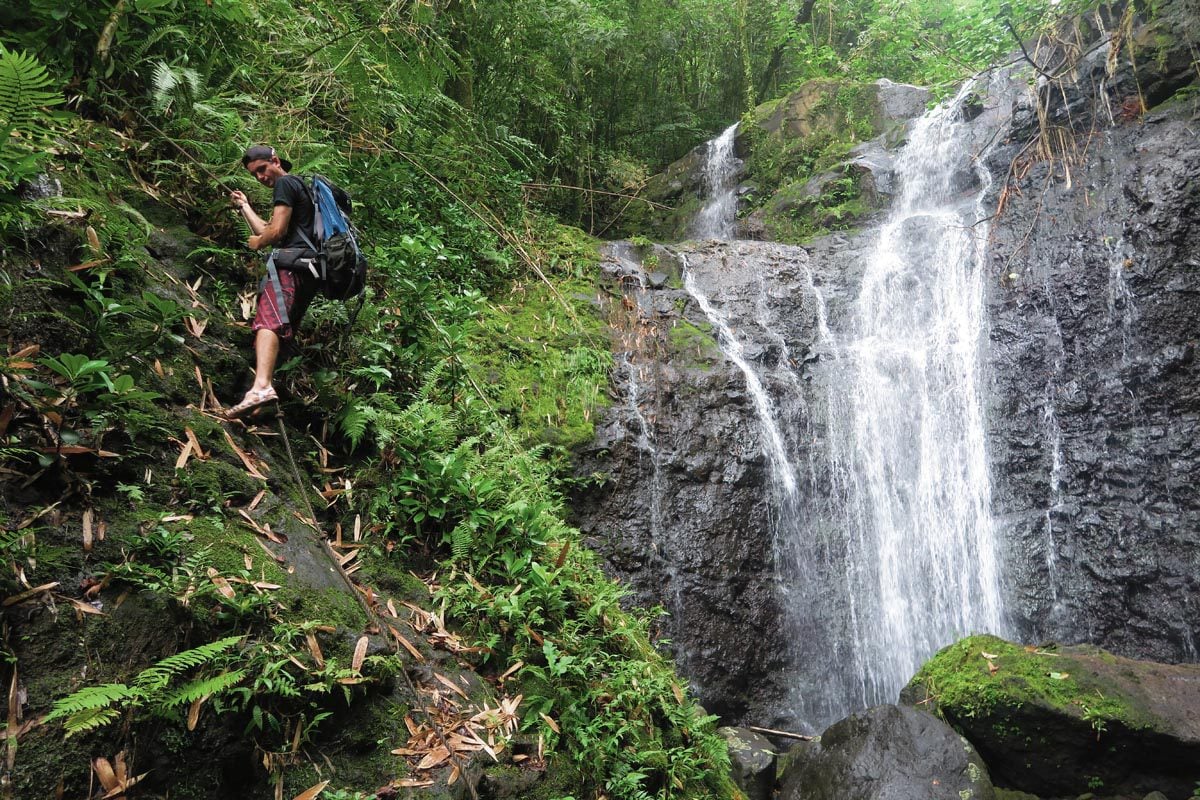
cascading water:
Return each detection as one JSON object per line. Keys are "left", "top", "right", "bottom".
{"left": 809, "top": 81, "right": 1009, "bottom": 713}
{"left": 682, "top": 254, "right": 799, "bottom": 497}
{"left": 691, "top": 123, "right": 741, "bottom": 240}
{"left": 605, "top": 79, "right": 1015, "bottom": 732}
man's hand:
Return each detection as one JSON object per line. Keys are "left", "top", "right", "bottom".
{"left": 229, "top": 189, "right": 249, "bottom": 210}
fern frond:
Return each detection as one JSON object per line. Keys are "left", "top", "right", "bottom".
{"left": 160, "top": 669, "right": 248, "bottom": 708}
{"left": 133, "top": 635, "right": 245, "bottom": 691}
{"left": 61, "top": 706, "right": 123, "bottom": 738}
{"left": 131, "top": 25, "right": 190, "bottom": 61}
{"left": 0, "top": 43, "right": 61, "bottom": 142}
{"left": 449, "top": 519, "right": 476, "bottom": 562}
{"left": 338, "top": 398, "right": 371, "bottom": 449}
{"left": 46, "top": 683, "right": 136, "bottom": 721}
{"left": 150, "top": 61, "right": 202, "bottom": 115}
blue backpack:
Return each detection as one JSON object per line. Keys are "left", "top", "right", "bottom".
{"left": 296, "top": 175, "right": 368, "bottom": 302}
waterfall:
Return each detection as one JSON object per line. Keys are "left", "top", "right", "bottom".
{"left": 691, "top": 123, "right": 741, "bottom": 240}
{"left": 633, "top": 81, "right": 1012, "bottom": 731}
{"left": 814, "top": 81, "right": 1009, "bottom": 710}
{"left": 682, "top": 253, "right": 799, "bottom": 496}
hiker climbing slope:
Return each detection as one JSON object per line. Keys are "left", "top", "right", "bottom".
{"left": 227, "top": 145, "right": 319, "bottom": 419}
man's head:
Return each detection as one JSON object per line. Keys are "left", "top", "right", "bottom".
{"left": 241, "top": 145, "right": 292, "bottom": 187}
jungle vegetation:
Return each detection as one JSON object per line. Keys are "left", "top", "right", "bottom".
{"left": 0, "top": 0, "right": 1092, "bottom": 798}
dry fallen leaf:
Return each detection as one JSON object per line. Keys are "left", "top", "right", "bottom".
{"left": 187, "top": 697, "right": 204, "bottom": 731}
{"left": 206, "top": 568, "right": 236, "bottom": 600}
{"left": 93, "top": 757, "right": 118, "bottom": 791}
{"left": 393, "top": 779, "right": 434, "bottom": 788}
{"left": 291, "top": 780, "right": 329, "bottom": 800}
{"left": 352, "top": 636, "right": 369, "bottom": 673}
{"left": 82, "top": 509, "right": 94, "bottom": 553}
{"left": 305, "top": 633, "right": 325, "bottom": 669}
{"left": 416, "top": 745, "right": 450, "bottom": 770}
{"left": 388, "top": 626, "right": 424, "bottom": 661}
{"left": 2, "top": 582, "right": 59, "bottom": 607}
{"left": 433, "top": 673, "right": 469, "bottom": 700}
{"left": 67, "top": 258, "right": 111, "bottom": 273}
{"left": 184, "top": 316, "right": 208, "bottom": 338}
{"left": 62, "top": 597, "right": 105, "bottom": 617}
{"left": 223, "top": 430, "right": 267, "bottom": 480}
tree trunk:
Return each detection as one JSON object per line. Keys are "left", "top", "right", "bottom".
{"left": 755, "top": 0, "right": 818, "bottom": 100}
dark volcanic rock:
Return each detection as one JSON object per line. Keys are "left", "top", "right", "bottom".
{"left": 719, "top": 727, "right": 778, "bottom": 800}
{"left": 778, "top": 705, "right": 995, "bottom": 800}
{"left": 574, "top": 238, "right": 863, "bottom": 728}
{"left": 902, "top": 636, "right": 1200, "bottom": 798}
{"left": 984, "top": 2, "right": 1200, "bottom": 660}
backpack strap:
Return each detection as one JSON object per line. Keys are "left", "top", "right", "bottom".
{"left": 296, "top": 177, "right": 326, "bottom": 284}
{"left": 311, "top": 179, "right": 326, "bottom": 242}
{"left": 262, "top": 251, "right": 290, "bottom": 326}
{"left": 294, "top": 225, "right": 325, "bottom": 284}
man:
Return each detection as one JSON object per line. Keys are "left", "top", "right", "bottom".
{"left": 225, "top": 145, "right": 319, "bottom": 418}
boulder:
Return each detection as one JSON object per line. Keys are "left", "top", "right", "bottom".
{"left": 779, "top": 704, "right": 995, "bottom": 800}
{"left": 718, "top": 727, "right": 777, "bottom": 800}
{"left": 902, "top": 636, "right": 1200, "bottom": 798}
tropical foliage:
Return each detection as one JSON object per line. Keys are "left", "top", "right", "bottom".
{"left": 1, "top": 0, "right": 1096, "bottom": 797}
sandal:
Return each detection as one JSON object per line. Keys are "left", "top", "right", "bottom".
{"left": 224, "top": 386, "right": 278, "bottom": 419}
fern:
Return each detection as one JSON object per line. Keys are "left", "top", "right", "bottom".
{"left": 0, "top": 43, "right": 61, "bottom": 187}
{"left": 160, "top": 669, "right": 248, "bottom": 708}
{"left": 150, "top": 60, "right": 201, "bottom": 114}
{"left": 45, "top": 683, "right": 137, "bottom": 721}
{"left": 49, "top": 636, "right": 246, "bottom": 737}
{"left": 337, "top": 398, "right": 371, "bottom": 448}
{"left": 133, "top": 635, "right": 244, "bottom": 691}
{"left": 449, "top": 518, "right": 477, "bottom": 562}
{"left": 0, "top": 43, "right": 60, "bottom": 142}
{"left": 58, "top": 707, "right": 123, "bottom": 737}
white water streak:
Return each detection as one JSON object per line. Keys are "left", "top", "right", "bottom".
{"left": 691, "top": 123, "right": 741, "bottom": 240}
{"left": 682, "top": 254, "right": 798, "bottom": 495}
{"left": 829, "top": 80, "right": 1008, "bottom": 704}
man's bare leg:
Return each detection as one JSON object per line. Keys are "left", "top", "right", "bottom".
{"left": 252, "top": 327, "right": 281, "bottom": 392}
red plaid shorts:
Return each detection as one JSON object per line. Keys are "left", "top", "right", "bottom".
{"left": 252, "top": 267, "right": 318, "bottom": 341}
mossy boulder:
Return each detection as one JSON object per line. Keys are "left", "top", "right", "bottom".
{"left": 718, "top": 727, "right": 777, "bottom": 800}
{"left": 778, "top": 704, "right": 995, "bottom": 800}
{"left": 902, "top": 635, "right": 1200, "bottom": 798}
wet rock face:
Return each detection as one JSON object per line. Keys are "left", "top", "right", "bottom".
{"left": 573, "top": 239, "right": 864, "bottom": 726}
{"left": 984, "top": 17, "right": 1200, "bottom": 658}
{"left": 778, "top": 705, "right": 995, "bottom": 800}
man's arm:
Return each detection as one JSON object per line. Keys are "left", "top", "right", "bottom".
{"left": 229, "top": 190, "right": 267, "bottom": 235}
{"left": 247, "top": 204, "right": 292, "bottom": 251}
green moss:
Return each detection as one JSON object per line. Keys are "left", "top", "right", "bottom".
{"left": 667, "top": 318, "right": 720, "bottom": 368}
{"left": 469, "top": 268, "right": 612, "bottom": 451}
{"left": 907, "top": 635, "right": 1152, "bottom": 733}
{"left": 759, "top": 165, "right": 868, "bottom": 244}
{"left": 739, "top": 79, "right": 884, "bottom": 244}
{"left": 175, "top": 458, "right": 264, "bottom": 511}
{"left": 186, "top": 515, "right": 282, "bottom": 581}
{"left": 287, "top": 586, "right": 369, "bottom": 633}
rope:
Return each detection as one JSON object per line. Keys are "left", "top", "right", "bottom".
{"left": 272, "top": 412, "right": 479, "bottom": 799}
